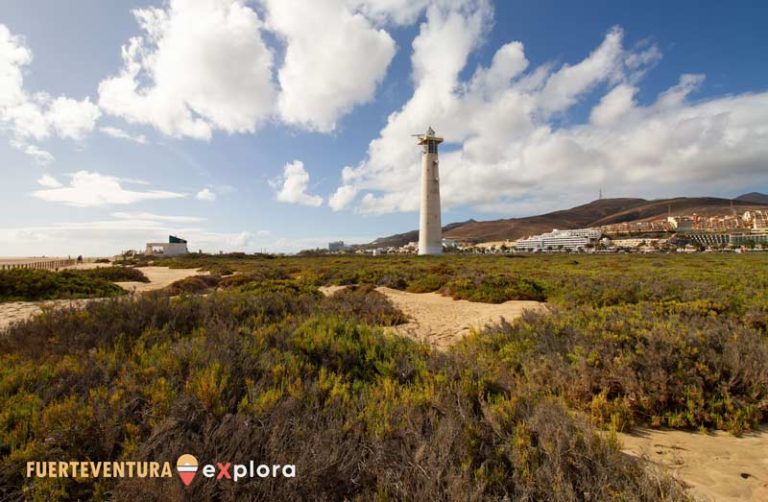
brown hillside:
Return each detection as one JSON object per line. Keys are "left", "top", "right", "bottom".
{"left": 367, "top": 194, "right": 768, "bottom": 247}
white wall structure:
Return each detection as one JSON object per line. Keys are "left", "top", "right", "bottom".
{"left": 416, "top": 126, "right": 443, "bottom": 256}
{"left": 145, "top": 235, "right": 189, "bottom": 257}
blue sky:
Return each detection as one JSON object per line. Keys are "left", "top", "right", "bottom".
{"left": 0, "top": 0, "right": 766, "bottom": 255}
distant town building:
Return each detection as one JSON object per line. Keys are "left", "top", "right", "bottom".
{"left": 667, "top": 216, "right": 694, "bottom": 232}
{"left": 516, "top": 228, "right": 601, "bottom": 252}
{"left": 328, "top": 241, "right": 346, "bottom": 252}
{"left": 610, "top": 238, "right": 663, "bottom": 248}
{"left": 442, "top": 238, "right": 459, "bottom": 249}
{"left": 145, "top": 235, "right": 189, "bottom": 257}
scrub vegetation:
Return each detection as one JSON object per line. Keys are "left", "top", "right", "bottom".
{"left": 1, "top": 253, "right": 765, "bottom": 500}
{"left": 0, "top": 267, "right": 148, "bottom": 302}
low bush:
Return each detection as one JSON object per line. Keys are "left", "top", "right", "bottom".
{"left": 461, "top": 301, "right": 768, "bottom": 434}
{"left": 79, "top": 266, "right": 149, "bottom": 283}
{"left": 442, "top": 274, "right": 547, "bottom": 303}
{"left": 163, "top": 275, "right": 221, "bottom": 295}
{"left": 321, "top": 285, "right": 408, "bottom": 326}
{"left": 0, "top": 269, "right": 125, "bottom": 301}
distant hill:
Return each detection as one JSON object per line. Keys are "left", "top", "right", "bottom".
{"left": 736, "top": 192, "right": 768, "bottom": 204}
{"left": 368, "top": 220, "right": 474, "bottom": 249}
{"left": 366, "top": 194, "right": 768, "bottom": 247}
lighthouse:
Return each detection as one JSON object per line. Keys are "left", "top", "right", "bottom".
{"left": 416, "top": 126, "right": 443, "bottom": 255}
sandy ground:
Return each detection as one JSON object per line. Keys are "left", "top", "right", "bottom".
{"left": 321, "top": 285, "right": 546, "bottom": 348}
{"left": 114, "top": 266, "right": 205, "bottom": 293}
{"left": 619, "top": 428, "right": 768, "bottom": 501}
{"left": 0, "top": 267, "right": 204, "bottom": 330}
{"left": 376, "top": 286, "right": 546, "bottom": 348}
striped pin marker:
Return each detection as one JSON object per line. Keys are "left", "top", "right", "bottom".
{"left": 176, "top": 454, "right": 198, "bottom": 486}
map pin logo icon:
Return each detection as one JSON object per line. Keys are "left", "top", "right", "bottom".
{"left": 176, "top": 454, "right": 198, "bottom": 486}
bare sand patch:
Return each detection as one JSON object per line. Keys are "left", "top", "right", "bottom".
{"left": 115, "top": 266, "right": 207, "bottom": 293}
{"left": 0, "top": 267, "right": 205, "bottom": 330}
{"left": 320, "top": 285, "right": 547, "bottom": 349}
{"left": 619, "top": 428, "right": 768, "bottom": 501}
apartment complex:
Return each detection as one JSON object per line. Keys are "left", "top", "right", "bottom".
{"left": 515, "top": 228, "right": 602, "bottom": 252}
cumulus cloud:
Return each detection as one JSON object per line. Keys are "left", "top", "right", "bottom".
{"left": 32, "top": 171, "right": 185, "bottom": 207}
{"left": 273, "top": 160, "right": 324, "bottom": 206}
{"left": 100, "top": 126, "right": 147, "bottom": 144}
{"left": 331, "top": 13, "right": 768, "bottom": 214}
{"left": 98, "top": 0, "right": 420, "bottom": 136}
{"left": 0, "top": 25, "right": 100, "bottom": 161}
{"left": 266, "top": 0, "right": 396, "bottom": 132}
{"left": 195, "top": 188, "right": 217, "bottom": 201}
{"left": 98, "top": 0, "right": 276, "bottom": 140}
{"left": 37, "top": 174, "right": 62, "bottom": 188}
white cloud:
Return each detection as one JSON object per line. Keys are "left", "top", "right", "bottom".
{"left": 98, "top": 0, "right": 276, "bottom": 140}
{"left": 348, "top": 0, "right": 431, "bottom": 26}
{"left": 590, "top": 84, "right": 636, "bottom": 126}
{"left": 0, "top": 25, "right": 100, "bottom": 160}
{"left": 100, "top": 126, "right": 147, "bottom": 144}
{"left": 46, "top": 97, "right": 101, "bottom": 140}
{"left": 274, "top": 160, "right": 323, "bottom": 206}
{"left": 331, "top": 16, "right": 768, "bottom": 215}
{"left": 32, "top": 170, "right": 185, "bottom": 207}
{"left": 195, "top": 188, "right": 217, "bottom": 201}
{"left": 266, "top": 0, "right": 396, "bottom": 132}
{"left": 37, "top": 174, "right": 62, "bottom": 188}
{"left": 329, "top": 184, "right": 359, "bottom": 211}
{"left": 111, "top": 211, "right": 206, "bottom": 223}
{"left": 11, "top": 140, "right": 54, "bottom": 165}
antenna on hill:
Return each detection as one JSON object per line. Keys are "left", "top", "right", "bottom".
{"left": 598, "top": 188, "right": 603, "bottom": 200}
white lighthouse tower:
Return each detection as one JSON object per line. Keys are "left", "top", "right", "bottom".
{"left": 416, "top": 126, "right": 443, "bottom": 255}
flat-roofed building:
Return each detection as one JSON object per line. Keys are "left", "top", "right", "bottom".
{"left": 516, "top": 228, "right": 601, "bottom": 252}
{"left": 145, "top": 235, "right": 189, "bottom": 257}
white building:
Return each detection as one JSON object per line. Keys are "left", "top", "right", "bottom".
{"left": 515, "top": 228, "right": 601, "bottom": 252}
{"left": 145, "top": 235, "right": 189, "bottom": 257}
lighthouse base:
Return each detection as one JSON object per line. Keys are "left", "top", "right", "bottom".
{"left": 418, "top": 244, "right": 443, "bottom": 256}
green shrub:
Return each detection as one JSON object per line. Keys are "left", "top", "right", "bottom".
{"left": 0, "top": 269, "right": 125, "bottom": 301}
{"left": 442, "top": 274, "right": 547, "bottom": 303}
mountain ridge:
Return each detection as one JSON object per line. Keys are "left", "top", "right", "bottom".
{"left": 366, "top": 193, "right": 768, "bottom": 248}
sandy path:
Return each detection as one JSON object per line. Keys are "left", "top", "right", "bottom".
{"left": 376, "top": 287, "right": 547, "bottom": 348}
{"left": 0, "top": 267, "right": 204, "bottom": 330}
{"left": 320, "top": 285, "right": 547, "bottom": 349}
{"left": 114, "top": 266, "right": 205, "bottom": 293}
{"left": 619, "top": 428, "right": 768, "bottom": 501}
